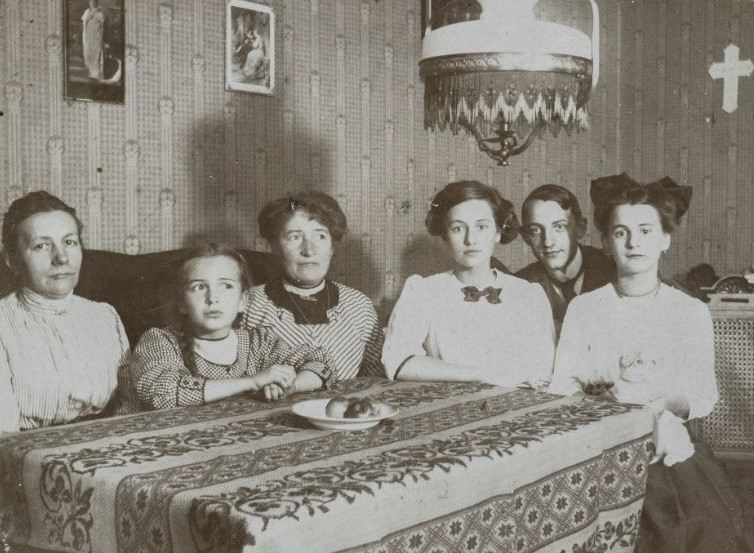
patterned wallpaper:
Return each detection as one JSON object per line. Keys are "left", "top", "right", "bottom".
{"left": 617, "top": 0, "right": 754, "bottom": 277}
{"left": 7, "top": 1, "right": 748, "bottom": 314}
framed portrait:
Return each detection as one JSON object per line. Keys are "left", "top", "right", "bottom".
{"left": 226, "top": 0, "right": 275, "bottom": 95}
{"left": 63, "top": 0, "right": 125, "bottom": 103}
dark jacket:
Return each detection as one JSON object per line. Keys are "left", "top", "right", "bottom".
{"left": 515, "top": 245, "right": 615, "bottom": 329}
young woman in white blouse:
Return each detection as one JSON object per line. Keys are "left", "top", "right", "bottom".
{"left": 549, "top": 173, "right": 750, "bottom": 553}
{"left": 0, "top": 191, "right": 130, "bottom": 433}
{"left": 382, "top": 180, "right": 555, "bottom": 387}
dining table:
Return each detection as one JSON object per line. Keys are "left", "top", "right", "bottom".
{"left": 0, "top": 377, "right": 654, "bottom": 553}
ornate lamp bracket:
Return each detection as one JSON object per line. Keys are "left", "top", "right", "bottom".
{"left": 460, "top": 118, "right": 546, "bottom": 166}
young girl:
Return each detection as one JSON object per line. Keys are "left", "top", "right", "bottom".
{"left": 127, "top": 244, "right": 332, "bottom": 410}
{"left": 382, "top": 180, "right": 555, "bottom": 387}
{"left": 549, "top": 173, "right": 751, "bottom": 553}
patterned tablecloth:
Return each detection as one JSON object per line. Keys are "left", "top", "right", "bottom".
{"left": 1, "top": 378, "right": 654, "bottom": 553}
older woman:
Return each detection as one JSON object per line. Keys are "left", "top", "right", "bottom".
{"left": 0, "top": 191, "right": 130, "bottom": 433}
{"left": 549, "top": 173, "right": 751, "bottom": 553}
{"left": 382, "top": 180, "right": 555, "bottom": 386}
{"left": 242, "top": 192, "right": 383, "bottom": 381}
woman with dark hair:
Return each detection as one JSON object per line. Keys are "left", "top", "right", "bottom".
{"left": 382, "top": 180, "right": 555, "bottom": 386}
{"left": 550, "top": 173, "right": 751, "bottom": 553}
{"left": 126, "top": 243, "right": 332, "bottom": 410}
{"left": 243, "top": 192, "right": 383, "bottom": 382}
{"left": 0, "top": 191, "right": 129, "bottom": 433}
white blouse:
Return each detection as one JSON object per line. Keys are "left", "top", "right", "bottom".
{"left": 0, "top": 290, "right": 130, "bottom": 433}
{"left": 382, "top": 271, "right": 555, "bottom": 387}
{"left": 549, "top": 283, "right": 717, "bottom": 464}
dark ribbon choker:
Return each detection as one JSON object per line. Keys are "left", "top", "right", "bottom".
{"left": 461, "top": 286, "right": 502, "bottom": 304}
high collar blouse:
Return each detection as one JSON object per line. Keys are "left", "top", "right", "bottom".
{"left": 549, "top": 283, "right": 717, "bottom": 464}
{"left": 382, "top": 271, "right": 556, "bottom": 387}
{"left": 0, "top": 290, "right": 130, "bottom": 433}
{"left": 550, "top": 283, "right": 717, "bottom": 420}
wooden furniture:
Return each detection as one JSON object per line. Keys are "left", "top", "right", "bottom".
{"left": 1, "top": 379, "right": 653, "bottom": 553}
{"left": 699, "top": 276, "right": 754, "bottom": 460}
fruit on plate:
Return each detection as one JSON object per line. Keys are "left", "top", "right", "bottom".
{"left": 324, "top": 396, "right": 351, "bottom": 418}
{"left": 324, "top": 396, "right": 391, "bottom": 418}
{"left": 343, "top": 398, "right": 379, "bottom": 418}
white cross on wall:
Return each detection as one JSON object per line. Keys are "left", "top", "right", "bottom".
{"left": 708, "top": 43, "right": 753, "bottom": 113}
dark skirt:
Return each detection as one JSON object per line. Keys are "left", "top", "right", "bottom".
{"left": 637, "top": 441, "right": 752, "bottom": 553}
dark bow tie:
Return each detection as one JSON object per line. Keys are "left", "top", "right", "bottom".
{"left": 461, "top": 286, "right": 502, "bottom": 304}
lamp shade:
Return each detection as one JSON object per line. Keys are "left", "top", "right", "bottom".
{"left": 420, "top": 0, "right": 599, "bottom": 164}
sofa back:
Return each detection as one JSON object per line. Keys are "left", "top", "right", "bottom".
{"left": 0, "top": 248, "right": 281, "bottom": 345}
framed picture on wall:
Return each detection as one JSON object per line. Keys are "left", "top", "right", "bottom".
{"left": 226, "top": 0, "right": 275, "bottom": 95}
{"left": 63, "top": 0, "right": 125, "bottom": 103}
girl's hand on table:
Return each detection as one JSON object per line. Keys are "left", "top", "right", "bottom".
{"left": 263, "top": 383, "right": 286, "bottom": 401}
{"left": 252, "top": 365, "right": 296, "bottom": 397}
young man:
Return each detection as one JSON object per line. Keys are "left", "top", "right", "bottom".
{"left": 516, "top": 184, "right": 615, "bottom": 333}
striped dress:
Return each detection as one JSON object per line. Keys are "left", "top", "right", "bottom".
{"left": 242, "top": 280, "right": 384, "bottom": 381}
{"left": 0, "top": 290, "right": 130, "bottom": 433}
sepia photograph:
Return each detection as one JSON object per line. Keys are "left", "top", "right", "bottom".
{"left": 1, "top": 1, "right": 753, "bottom": 552}
{"left": 64, "top": 0, "right": 125, "bottom": 103}
{"left": 225, "top": 0, "right": 274, "bottom": 95}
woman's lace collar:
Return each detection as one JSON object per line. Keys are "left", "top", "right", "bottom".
{"left": 18, "top": 288, "right": 74, "bottom": 315}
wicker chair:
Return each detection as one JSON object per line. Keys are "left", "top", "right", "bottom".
{"left": 696, "top": 276, "right": 754, "bottom": 460}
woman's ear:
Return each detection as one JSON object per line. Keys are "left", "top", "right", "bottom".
{"left": 237, "top": 292, "right": 247, "bottom": 314}
{"left": 267, "top": 239, "right": 281, "bottom": 255}
{"left": 601, "top": 234, "right": 612, "bottom": 257}
{"left": 662, "top": 233, "right": 671, "bottom": 253}
{"left": 3, "top": 251, "right": 22, "bottom": 277}
{"left": 575, "top": 216, "right": 588, "bottom": 240}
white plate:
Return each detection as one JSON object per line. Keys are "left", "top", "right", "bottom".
{"left": 291, "top": 399, "right": 399, "bottom": 431}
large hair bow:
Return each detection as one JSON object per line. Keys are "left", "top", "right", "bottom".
{"left": 590, "top": 172, "right": 692, "bottom": 218}
{"left": 589, "top": 172, "right": 639, "bottom": 205}
{"left": 651, "top": 176, "right": 693, "bottom": 218}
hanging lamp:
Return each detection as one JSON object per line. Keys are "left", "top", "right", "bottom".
{"left": 420, "top": 0, "right": 600, "bottom": 166}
